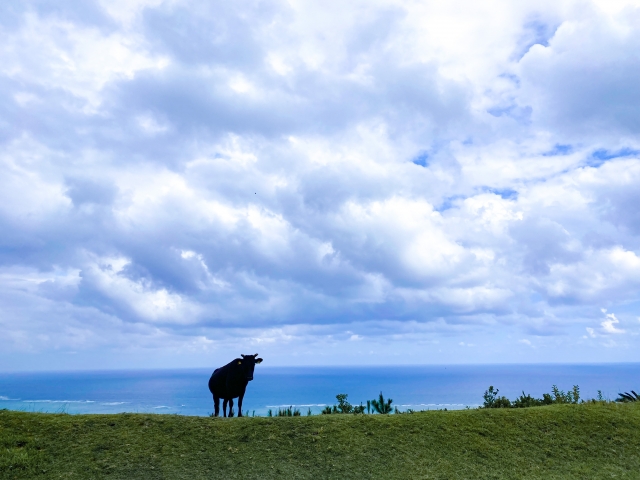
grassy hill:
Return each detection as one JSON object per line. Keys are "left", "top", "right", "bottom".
{"left": 2, "top": 402, "right": 640, "bottom": 479}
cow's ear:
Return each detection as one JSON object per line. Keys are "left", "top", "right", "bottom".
{"left": 255, "top": 358, "right": 263, "bottom": 364}
{"left": 237, "top": 361, "right": 242, "bottom": 365}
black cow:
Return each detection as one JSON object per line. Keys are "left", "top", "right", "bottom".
{"left": 208, "top": 353, "right": 263, "bottom": 417}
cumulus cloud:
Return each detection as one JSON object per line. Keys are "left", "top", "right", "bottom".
{"left": 600, "top": 309, "right": 625, "bottom": 334}
{"left": 585, "top": 309, "right": 628, "bottom": 340}
{"left": 1, "top": 0, "right": 640, "bottom": 368}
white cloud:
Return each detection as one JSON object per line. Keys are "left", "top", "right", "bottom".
{"left": 600, "top": 309, "right": 625, "bottom": 334}
{"left": 2, "top": 0, "right": 640, "bottom": 368}
{"left": 1, "top": 12, "right": 169, "bottom": 111}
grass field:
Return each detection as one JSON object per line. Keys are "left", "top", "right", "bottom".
{"left": 1, "top": 402, "right": 640, "bottom": 479}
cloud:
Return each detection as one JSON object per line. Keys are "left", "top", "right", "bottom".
{"left": 1, "top": 0, "right": 640, "bottom": 368}
{"left": 600, "top": 309, "right": 625, "bottom": 334}
{"left": 585, "top": 309, "right": 628, "bottom": 338}
{"left": 518, "top": 4, "right": 640, "bottom": 138}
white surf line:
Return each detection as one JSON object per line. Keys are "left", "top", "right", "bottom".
{"left": 22, "top": 399, "right": 96, "bottom": 403}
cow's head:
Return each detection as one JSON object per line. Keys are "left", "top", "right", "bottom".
{"left": 238, "top": 353, "right": 263, "bottom": 381}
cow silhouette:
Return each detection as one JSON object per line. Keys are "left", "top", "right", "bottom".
{"left": 208, "top": 353, "right": 263, "bottom": 417}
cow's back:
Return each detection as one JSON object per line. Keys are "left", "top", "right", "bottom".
{"left": 208, "top": 367, "right": 227, "bottom": 396}
{"left": 208, "top": 361, "right": 247, "bottom": 399}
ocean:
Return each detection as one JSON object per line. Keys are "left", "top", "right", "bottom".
{"left": 0, "top": 364, "right": 638, "bottom": 417}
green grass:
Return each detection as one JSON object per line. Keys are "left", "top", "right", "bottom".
{"left": 1, "top": 403, "right": 640, "bottom": 479}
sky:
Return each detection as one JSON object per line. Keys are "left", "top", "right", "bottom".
{"left": 1, "top": 0, "right": 640, "bottom": 371}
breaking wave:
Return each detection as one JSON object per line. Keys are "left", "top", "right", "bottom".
{"left": 23, "top": 399, "right": 95, "bottom": 403}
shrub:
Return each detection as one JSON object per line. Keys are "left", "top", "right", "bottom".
{"left": 483, "top": 386, "right": 511, "bottom": 408}
{"left": 336, "top": 394, "right": 353, "bottom": 413}
{"left": 616, "top": 391, "right": 639, "bottom": 402}
{"left": 371, "top": 392, "right": 393, "bottom": 414}
{"left": 551, "top": 385, "right": 580, "bottom": 404}
{"left": 512, "top": 392, "right": 543, "bottom": 408}
{"left": 512, "top": 391, "right": 553, "bottom": 408}
{"left": 322, "top": 394, "right": 367, "bottom": 414}
{"left": 274, "top": 406, "right": 300, "bottom": 417}
{"left": 483, "top": 385, "right": 584, "bottom": 409}
{"left": 353, "top": 403, "right": 366, "bottom": 414}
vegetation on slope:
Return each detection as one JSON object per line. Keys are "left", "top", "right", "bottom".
{"left": 2, "top": 402, "right": 640, "bottom": 479}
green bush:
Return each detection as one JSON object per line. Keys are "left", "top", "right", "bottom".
{"left": 511, "top": 391, "right": 554, "bottom": 408}
{"left": 551, "top": 385, "right": 580, "bottom": 404}
{"left": 269, "top": 407, "right": 300, "bottom": 417}
{"left": 616, "top": 390, "right": 639, "bottom": 402}
{"left": 321, "top": 394, "right": 366, "bottom": 414}
{"left": 483, "top": 386, "right": 511, "bottom": 408}
{"left": 371, "top": 392, "right": 393, "bottom": 414}
{"left": 484, "top": 384, "right": 585, "bottom": 409}
{"left": 336, "top": 394, "right": 353, "bottom": 413}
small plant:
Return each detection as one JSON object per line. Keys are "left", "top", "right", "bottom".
{"left": 371, "top": 392, "right": 393, "bottom": 414}
{"left": 482, "top": 384, "right": 586, "bottom": 409}
{"left": 483, "top": 386, "right": 511, "bottom": 408}
{"left": 274, "top": 406, "right": 300, "bottom": 416}
{"left": 268, "top": 409, "right": 273, "bottom": 417}
{"left": 336, "top": 394, "right": 353, "bottom": 413}
{"left": 616, "top": 390, "right": 639, "bottom": 402}
{"left": 597, "top": 390, "right": 604, "bottom": 401}
{"left": 512, "top": 391, "right": 553, "bottom": 408}
{"left": 512, "top": 392, "right": 541, "bottom": 408}
{"left": 366, "top": 400, "right": 371, "bottom": 414}
{"left": 322, "top": 394, "right": 367, "bottom": 414}
{"left": 353, "top": 403, "right": 366, "bottom": 414}
{"left": 551, "top": 385, "right": 580, "bottom": 404}
{"left": 483, "top": 386, "right": 498, "bottom": 408}
{"left": 307, "top": 407, "right": 313, "bottom": 416}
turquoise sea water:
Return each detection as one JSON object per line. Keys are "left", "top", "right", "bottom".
{"left": 0, "top": 364, "right": 638, "bottom": 417}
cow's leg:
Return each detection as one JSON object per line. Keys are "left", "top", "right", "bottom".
{"left": 222, "top": 399, "right": 228, "bottom": 417}
{"left": 237, "top": 394, "right": 244, "bottom": 417}
{"left": 228, "top": 398, "right": 234, "bottom": 417}
{"left": 213, "top": 394, "right": 220, "bottom": 417}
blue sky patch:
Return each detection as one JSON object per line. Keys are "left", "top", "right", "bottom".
{"left": 412, "top": 151, "right": 429, "bottom": 167}
{"left": 482, "top": 187, "right": 518, "bottom": 200}
{"left": 588, "top": 147, "right": 639, "bottom": 166}
{"left": 542, "top": 144, "right": 572, "bottom": 156}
